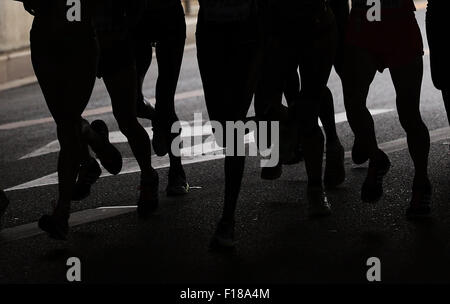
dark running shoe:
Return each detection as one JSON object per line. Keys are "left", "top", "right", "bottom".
{"left": 210, "top": 219, "right": 235, "bottom": 250}
{"left": 137, "top": 170, "right": 159, "bottom": 219}
{"left": 0, "top": 190, "right": 10, "bottom": 231}
{"left": 361, "top": 150, "right": 391, "bottom": 203}
{"left": 324, "top": 142, "right": 346, "bottom": 189}
{"left": 307, "top": 187, "right": 332, "bottom": 218}
{"left": 72, "top": 157, "right": 102, "bottom": 201}
{"left": 90, "top": 120, "right": 123, "bottom": 175}
{"left": 38, "top": 214, "right": 69, "bottom": 240}
{"left": 136, "top": 97, "right": 156, "bottom": 120}
{"left": 166, "top": 168, "right": 189, "bottom": 196}
{"left": 261, "top": 161, "right": 283, "bottom": 180}
{"left": 352, "top": 137, "right": 369, "bottom": 165}
{"left": 406, "top": 181, "right": 432, "bottom": 219}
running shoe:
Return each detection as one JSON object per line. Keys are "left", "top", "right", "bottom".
{"left": 166, "top": 168, "right": 189, "bottom": 196}
{"left": 324, "top": 141, "right": 346, "bottom": 189}
{"left": 38, "top": 214, "right": 69, "bottom": 240}
{"left": 406, "top": 181, "right": 432, "bottom": 219}
{"left": 307, "top": 187, "right": 332, "bottom": 217}
{"left": 261, "top": 161, "right": 283, "bottom": 180}
{"left": 136, "top": 97, "right": 156, "bottom": 120}
{"left": 352, "top": 136, "right": 369, "bottom": 165}
{"left": 0, "top": 190, "right": 10, "bottom": 231}
{"left": 72, "top": 157, "right": 102, "bottom": 201}
{"left": 210, "top": 219, "right": 235, "bottom": 250}
{"left": 361, "top": 149, "right": 391, "bottom": 203}
{"left": 89, "top": 120, "right": 123, "bottom": 175}
{"left": 137, "top": 170, "right": 159, "bottom": 219}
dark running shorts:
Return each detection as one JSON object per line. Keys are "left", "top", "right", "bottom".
{"left": 346, "top": 10, "right": 424, "bottom": 72}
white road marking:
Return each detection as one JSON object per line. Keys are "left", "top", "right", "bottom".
{"left": 2, "top": 126, "right": 449, "bottom": 244}
{"left": 9, "top": 109, "right": 394, "bottom": 191}
{"left": 19, "top": 109, "right": 394, "bottom": 160}
{"left": 7, "top": 131, "right": 257, "bottom": 191}
{"left": 20, "top": 120, "right": 210, "bottom": 160}
{"left": 0, "top": 207, "right": 137, "bottom": 244}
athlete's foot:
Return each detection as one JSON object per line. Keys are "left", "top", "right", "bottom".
{"left": 0, "top": 190, "right": 10, "bottom": 231}
{"left": 166, "top": 167, "right": 189, "bottom": 196}
{"left": 307, "top": 187, "right": 332, "bottom": 218}
{"left": 136, "top": 97, "right": 156, "bottom": 120}
{"left": 210, "top": 218, "right": 235, "bottom": 250}
{"left": 152, "top": 122, "right": 170, "bottom": 157}
{"left": 324, "top": 141, "right": 346, "bottom": 189}
{"left": 38, "top": 214, "right": 69, "bottom": 240}
{"left": 72, "top": 157, "right": 101, "bottom": 201}
{"left": 90, "top": 120, "right": 123, "bottom": 175}
{"left": 406, "top": 180, "right": 432, "bottom": 219}
{"left": 137, "top": 170, "right": 159, "bottom": 219}
{"left": 352, "top": 137, "right": 369, "bottom": 165}
{"left": 261, "top": 161, "right": 283, "bottom": 180}
{"left": 361, "top": 150, "right": 391, "bottom": 203}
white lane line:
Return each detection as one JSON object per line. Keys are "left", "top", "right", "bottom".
{"left": 7, "top": 139, "right": 229, "bottom": 192}
{"left": 9, "top": 109, "right": 394, "bottom": 190}
{"left": 19, "top": 109, "right": 394, "bottom": 160}
{"left": 7, "top": 131, "right": 259, "bottom": 192}
{"left": 0, "top": 207, "right": 136, "bottom": 244}
{"left": 0, "top": 89, "right": 205, "bottom": 131}
{"left": 20, "top": 120, "right": 210, "bottom": 160}
{"left": 321, "top": 108, "right": 393, "bottom": 127}
{"left": 2, "top": 127, "right": 449, "bottom": 244}
{"left": 98, "top": 206, "right": 137, "bottom": 210}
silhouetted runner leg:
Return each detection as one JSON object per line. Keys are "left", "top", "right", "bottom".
{"left": 294, "top": 6, "right": 337, "bottom": 216}
{"left": 25, "top": 1, "right": 98, "bottom": 239}
{"left": 197, "top": 0, "right": 263, "bottom": 249}
{"left": 389, "top": 57, "right": 431, "bottom": 218}
{"left": 426, "top": 1, "right": 450, "bottom": 128}
{"left": 140, "top": 2, "right": 189, "bottom": 195}
{"left": 93, "top": 1, "right": 159, "bottom": 219}
{"left": 344, "top": 1, "right": 431, "bottom": 215}
{"left": 75, "top": 2, "right": 189, "bottom": 200}
{"left": 72, "top": 118, "right": 123, "bottom": 201}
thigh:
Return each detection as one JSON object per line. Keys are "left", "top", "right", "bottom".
{"left": 197, "top": 33, "right": 262, "bottom": 123}
{"left": 155, "top": 27, "right": 186, "bottom": 93}
{"left": 390, "top": 56, "right": 423, "bottom": 112}
{"left": 342, "top": 45, "right": 378, "bottom": 103}
{"left": 30, "top": 25, "right": 98, "bottom": 125}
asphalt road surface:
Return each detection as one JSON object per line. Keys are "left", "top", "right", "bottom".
{"left": 1, "top": 7, "right": 450, "bottom": 284}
